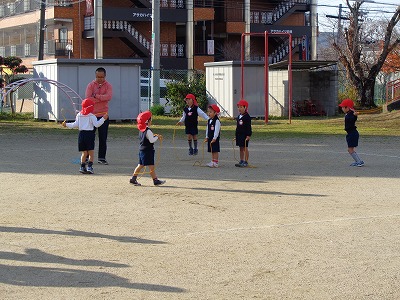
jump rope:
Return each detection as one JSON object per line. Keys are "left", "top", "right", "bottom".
{"left": 172, "top": 125, "right": 257, "bottom": 168}
{"left": 63, "top": 103, "right": 255, "bottom": 172}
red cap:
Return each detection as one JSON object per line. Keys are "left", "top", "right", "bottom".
{"left": 81, "top": 98, "right": 95, "bottom": 115}
{"left": 237, "top": 99, "right": 249, "bottom": 109}
{"left": 136, "top": 110, "right": 152, "bottom": 132}
{"left": 208, "top": 104, "right": 220, "bottom": 114}
{"left": 339, "top": 98, "right": 354, "bottom": 109}
{"left": 185, "top": 93, "right": 198, "bottom": 106}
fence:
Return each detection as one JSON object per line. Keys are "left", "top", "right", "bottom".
{"left": 140, "top": 69, "right": 204, "bottom": 82}
{"left": 1, "top": 74, "right": 34, "bottom": 113}
{"left": 338, "top": 70, "right": 399, "bottom": 106}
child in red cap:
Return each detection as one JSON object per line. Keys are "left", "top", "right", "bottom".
{"left": 205, "top": 104, "right": 221, "bottom": 168}
{"left": 235, "top": 99, "right": 252, "bottom": 167}
{"left": 62, "top": 98, "right": 109, "bottom": 174}
{"left": 339, "top": 98, "right": 364, "bottom": 167}
{"left": 177, "top": 93, "right": 209, "bottom": 156}
{"left": 130, "top": 110, "right": 165, "bottom": 186}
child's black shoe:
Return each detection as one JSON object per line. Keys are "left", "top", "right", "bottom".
{"left": 129, "top": 177, "right": 141, "bottom": 186}
{"left": 153, "top": 179, "right": 166, "bottom": 186}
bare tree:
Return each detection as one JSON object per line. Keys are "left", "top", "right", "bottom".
{"left": 332, "top": 0, "right": 400, "bottom": 107}
{"left": 216, "top": 40, "right": 263, "bottom": 61}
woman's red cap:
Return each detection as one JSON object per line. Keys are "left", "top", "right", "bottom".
{"left": 81, "top": 98, "right": 95, "bottom": 115}
{"left": 136, "top": 110, "right": 152, "bottom": 132}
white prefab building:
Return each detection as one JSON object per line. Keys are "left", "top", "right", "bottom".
{"left": 205, "top": 60, "right": 338, "bottom": 118}
{"left": 32, "top": 59, "right": 142, "bottom": 121}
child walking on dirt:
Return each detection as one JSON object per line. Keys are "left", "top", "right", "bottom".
{"left": 205, "top": 104, "right": 221, "bottom": 168}
{"left": 62, "top": 98, "right": 108, "bottom": 174}
{"left": 130, "top": 110, "right": 165, "bottom": 186}
{"left": 177, "top": 94, "right": 209, "bottom": 156}
{"left": 339, "top": 98, "right": 364, "bottom": 167}
{"left": 235, "top": 99, "right": 252, "bottom": 167}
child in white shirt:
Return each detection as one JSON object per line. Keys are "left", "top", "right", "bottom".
{"left": 62, "top": 98, "right": 108, "bottom": 174}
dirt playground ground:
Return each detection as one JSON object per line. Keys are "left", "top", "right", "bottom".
{"left": 1, "top": 128, "right": 400, "bottom": 299}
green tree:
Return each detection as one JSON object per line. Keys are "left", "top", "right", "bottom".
{"left": 166, "top": 73, "right": 207, "bottom": 116}
{"left": 332, "top": 1, "right": 400, "bottom": 107}
{"left": 0, "top": 56, "right": 29, "bottom": 114}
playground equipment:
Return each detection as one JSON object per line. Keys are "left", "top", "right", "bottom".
{"left": 1, "top": 78, "right": 82, "bottom": 116}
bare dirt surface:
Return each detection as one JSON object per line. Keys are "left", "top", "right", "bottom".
{"left": 1, "top": 129, "right": 400, "bottom": 299}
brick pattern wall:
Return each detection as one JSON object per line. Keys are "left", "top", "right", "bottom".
{"left": 226, "top": 22, "right": 245, "bottom": 33}
{"left": 194, "top": 56, "right": 214, "bottom": 71}
{"left": 194, "top": 8, "right": 214, "bottom": 21}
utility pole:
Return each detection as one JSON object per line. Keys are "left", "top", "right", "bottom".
{"left": 151, "top": 0, "right": 160, "bottom": 106}
{"left": 310, "top": 0, "right": 317, "bottom": 60}
{"left": 38, "top": 0, "right": 46, "bottom": 60}
{"left": 244, "top": 0, "right": 250, "bottom": 60}
{"left": 326, "top": 4, "right": 350, "bottom": 43}
{"left": 94, "top": 0, "right": 103, "bottom": 59}
{"left": 186, "top": 0, "right": 194, "bottom": 78}
{"left": 337, "top": 4, "right": 342, "bottom": 43}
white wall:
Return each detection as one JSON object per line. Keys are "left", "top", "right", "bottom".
{"left": 205, "top": 61, "right": 338, "bottom": 118}
{"left": 33, "top": 59, "right": 142, "bottom": 121}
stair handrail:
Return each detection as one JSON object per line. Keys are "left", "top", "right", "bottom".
{"left": 386, "top": 78, "right": 400, "bottom": 104}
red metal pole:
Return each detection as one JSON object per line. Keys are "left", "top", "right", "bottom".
{"left": 241, "top": 32, "right": 292, "bottom": 123}
{"left": 264, "top": 31, "right": 269, "bottom": 124}
{"left": 288, "top": 33, "right": 292, "bottom": 124}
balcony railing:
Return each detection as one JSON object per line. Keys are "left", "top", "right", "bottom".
{"left": 0, "top": 42, "right": 40, "bottom": 58}
{"left": 160, "top": 0, "right": 185, "bottom": 8}
{"left": 47, "top": 39, "right": 73, "bottom": 56}
{"left": 148, "top": 0, "right": 185, "bottom": 8}
{"left": 194, "top": 40, "right": 213, "bottom": 56}
{"left": 160, "top": 42, "right": 185, "bottom": 57}
{"left": 194, "top": 0, "right": 213, "bottom": 8}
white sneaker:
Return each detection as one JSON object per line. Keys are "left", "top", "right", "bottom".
{"left": 213, "top": 163, "right": 219, "bottom": 168}
{"left": 206, "top": 161, "right": 215, "bottom": 168}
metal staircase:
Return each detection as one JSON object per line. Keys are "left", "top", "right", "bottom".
{"left": 251, "top": 0, "right": 309, "bottom": 25}
{"left": 104, "top": 20, "right": 151, "bottom": 56}
{"left": 269, "top": 37, "right": 303, "bottom": 64}
{"left": 84, "top": 17, "right": 151, "bottom": 57}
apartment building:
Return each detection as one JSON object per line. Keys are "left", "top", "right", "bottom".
{"left": 0, "top": 0, "right": 313, "bottom": 70}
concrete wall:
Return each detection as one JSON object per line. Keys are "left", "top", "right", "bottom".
{"left": 310, "top": 70, "right": 338, "bottom": 116}
{"left": 32, "top": 58, "right": 142, "bottom": 121}
{"left": 269, "top": 70, "right": 289, "bottom": 117}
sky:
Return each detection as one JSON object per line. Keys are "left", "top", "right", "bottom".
{"left": 317, "top": 0, "right": 399, "bottom": 32}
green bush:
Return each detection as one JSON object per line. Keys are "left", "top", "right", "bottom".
{"left": 338, "top": 83, "right": 358, "bottom": 106}
{"left": 150, "top": 104, "right": 165, "bottom": 116}
{"left": 166, "top": 73, "right": 207, "bottom": 116}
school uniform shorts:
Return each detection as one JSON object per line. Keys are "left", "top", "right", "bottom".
{"left": 185, "top": 126, "right": 199, "bottom": 136}
{"left": 139, "top": 150, "right": 155, "bottom": 166}
{"left": 236, "top": 134, "right": 249, "bottom": 147}
{"left": 346, "top": 130, "right": 359, "bottom": 148}
{"left": 207, "top": 139, "right": 220, "bottom": 153}
{"left": 78, "top": 130, "right": 95, "bottom": 152}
